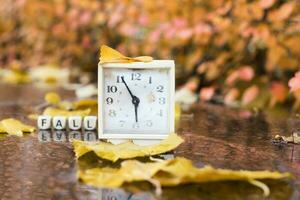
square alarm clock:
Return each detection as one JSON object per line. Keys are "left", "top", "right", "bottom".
{"left": 98, "top": 60, "right": 175, "bottom": 141}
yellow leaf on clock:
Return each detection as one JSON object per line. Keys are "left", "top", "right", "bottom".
{"left": 100, "top": 45, "right": 153, "bottom": 63}
{"left": 78, "top": 157, "right": 291, "bottom": 197}
{"left": 0, "top": 118, "right": 35, "bottom": 136}
{"left": 73, "top": 133, "right": 184, "bottom": 162}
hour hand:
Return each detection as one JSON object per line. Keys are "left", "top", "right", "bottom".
{"left": 132, "top": 96, "right": 140, "bottom": 122}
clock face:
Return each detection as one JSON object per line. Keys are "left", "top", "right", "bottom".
{"left": 102, "top": 68, "right": 170, "bottom": 135}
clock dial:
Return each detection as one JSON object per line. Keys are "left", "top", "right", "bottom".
{"left": 102, "top": 68, "right": 170, "bottom": 135}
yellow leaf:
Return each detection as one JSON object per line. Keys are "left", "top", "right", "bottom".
{"left": 78, "top": 157, "right": 291, "bottom": 196}
{"left": 274, "top": 133, "right": 300, "bottom": 144}
{"left": 2, "top": 70, "right": 30, "bottom": 84}
{"left": 45, "top": 92, "right": 61, "bottom": 105}
{"left": 0, "top": 118, "right": 35, "bottom": 136}
{"left": 175, "top": 103, "right": 181, "bottom": 120}
{"left": 99, "top": 45, "right": 153, "bottom": 63}
{"left": 73, "top": 99, "right": 98, "bottom": 109}
{"left": 73, "top": 99, "right": 98, "bottom": 116}
{"left": 73, "top": 133, "right": 184, "bottom": 162}
{"left": 27, "top": 113, "right": 39, "bottom": 120}
{"left": 43, "top": 107, "right": 91, "bottom": 117}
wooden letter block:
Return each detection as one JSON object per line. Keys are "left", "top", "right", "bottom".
{"left": 83, "top": 116, "right": 97, "bottom": 130}
{"left": 37, "top": 116, "right": 52, "bottom": 130}
{"left": 68, "top": 116, "right": 82, "bottom": 130}
{"left": 53, "top": 116, "right": 67, "bottom": 130}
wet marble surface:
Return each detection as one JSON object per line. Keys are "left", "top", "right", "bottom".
{"left": 0, "top": 83, "right": 299, "bottom": 200}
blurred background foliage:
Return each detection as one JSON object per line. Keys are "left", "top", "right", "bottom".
{"left": 1, "top": 0, "right": 300, "bottom": 109}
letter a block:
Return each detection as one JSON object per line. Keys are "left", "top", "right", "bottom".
{"left": 53, "top": 116, "right": 67, "bottom": 130}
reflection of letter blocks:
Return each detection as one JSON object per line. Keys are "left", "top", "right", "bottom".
{"left": 83, "top": 116, "right": 97, "bottom": 130}
{"left": 37, "top": 116, "right": 52, "bottom": 129}
{"left": 53, "top": 116, "right": 67, "bottom": 130}
{"left": 68, "top": 116, "right": 82, "bottom": 130}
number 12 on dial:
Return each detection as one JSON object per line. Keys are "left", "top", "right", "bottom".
{"left": 98, "top": 60, "right": 175, "bottom": 140}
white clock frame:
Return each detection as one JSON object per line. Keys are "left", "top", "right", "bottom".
{"left": 98, "top": 60, "right": 175, "bottom": 140}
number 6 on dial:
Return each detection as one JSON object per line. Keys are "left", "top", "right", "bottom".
{"left": 98, "top": 60, "right": 175, "bottom": 140}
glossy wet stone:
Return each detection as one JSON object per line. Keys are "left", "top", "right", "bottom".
{"left": 0, "top": 83, "right": 299, "bottom": 200}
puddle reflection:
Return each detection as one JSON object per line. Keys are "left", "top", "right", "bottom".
{"left": 38, "top": 130, "right": 98, "bottom": 142}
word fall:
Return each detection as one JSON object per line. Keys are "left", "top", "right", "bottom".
{"left": 37, "top": 116, "right": 97, "bottom": 130}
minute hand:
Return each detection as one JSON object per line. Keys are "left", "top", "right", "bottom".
{"left": 121, "top": 76, "right": 140, "bottom": 122}
{"left": 121, "top": 76, "right": 134, "bottom": 99}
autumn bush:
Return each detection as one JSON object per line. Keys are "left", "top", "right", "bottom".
{"left": 1, "top": 0, "right": 300, "bottom": 108}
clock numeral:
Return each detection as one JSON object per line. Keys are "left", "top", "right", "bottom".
{"left": 119, "top": 120, "right": 125, "bottom": 127}
{"left": 106, "top": 196, "right": 117, "bottom": 200}
{"left": 107, "top": 85, "right": 117, "bottom": 93}
{"left": 159, "top": 97, "right": 166, "bottom": 105}
{"left": 156, "top": 85, "right": 164, "bottom": 92}
{"left": 149, "top": 76, "right": 152, "bottom": 84}
{"left": 106, "top": 97, "right": 113, "bottom": 105}
{"left": 131, "top": 73, "right": 141, "bottom": 81}
{"left": 146, "top": 120, "right": 153, "bottom": 127}
{"left": 158, "top": 109, "right": 163, "bottom": 116}
{"left": 116, "top": 76, "right": 122, "bottom": 83}
{"left": 108, "top": 109, "right": 116, "bottom": 117}
{"left": 132, "top": 122, "right": 139, "bottom": 129}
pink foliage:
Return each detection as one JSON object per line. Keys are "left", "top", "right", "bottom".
{"left": 241, "top": 85, "right": 259, "bottom": 105}
{"left": 199, "top": 87, "right": 215, "bottom": 102}
{"left": 288, "top": 71, "right": 300, "bottom": 92}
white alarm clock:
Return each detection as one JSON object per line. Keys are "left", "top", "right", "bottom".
{"left": 98, "top": 60, "right": 175, "bottom": 142}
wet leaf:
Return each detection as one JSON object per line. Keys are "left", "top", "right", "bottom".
{"left": 73, "top": 133, "right": 184, "bottom": 162}
{"left": 175, "top": 103, "right": 181, "bottom": 120}
{"left": 1, "top": 70, "right": 30, "bottom": 84}
{"left": 274, "top": 133, "right": 300, "bottom": 144}
{"left": 45, "top": 92, "right": 61, "bottom": 105}
{"left": 74, "top": 99, "right": 98, "bottom": 116}
{"left": 100, "top": 45, "right": 153, "bottom": 63}
{"left": 0, "top": 118, "right": 35, "bottom": 136}
{"left": 43, "top": 107, "right": 91, "bottom": 117}
{"left": 29, "top": 66, "right": 70, "bottom": 85}
{"left": 78, "top": 157, "right": 291, "bottom": 196}
{"left": 73, "top": 99, "right": 98, "bottom": 109}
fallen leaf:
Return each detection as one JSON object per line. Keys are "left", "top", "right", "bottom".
{"left": 27, "top": 113, "right": 39, "bottom": 120}
{"left": 175, "top": 103, "right": 181, "bottom": 120}
{"left": 75, "top": 84, "right": 97, "bottom": 98}
{"left": 73, "top": 99, "right": 98, "bottom": 109}
{"left": 43, "top": 107, "right": 91, "bottom": 117}
{"left": 45, "top": 92, "right": 61, "bottom": 105}
{"left": 73, "top": 133, "right": 184, "bottom": 162}
{"left": 175, "top": 87, "right": 197, "bottom": 105}
{"left": 0, "top": 118, "right": 35, "bottom": 136}
{"left": 78, "top": 157, "right": 291, "bottom": 197}
{"left": 274, "top": 132, "right": 300, "bottom": 144}
{"left": 99, "top": 45, "right": 153, "bottom": 63}
{"left": 74, "top": 99, "right": 98, "bottom": 115}
{"left": 1, "top": 70, "right": 30, "bottom": 84}
{"left": 29, "top": 66, "right": 70, "bottom": 85}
